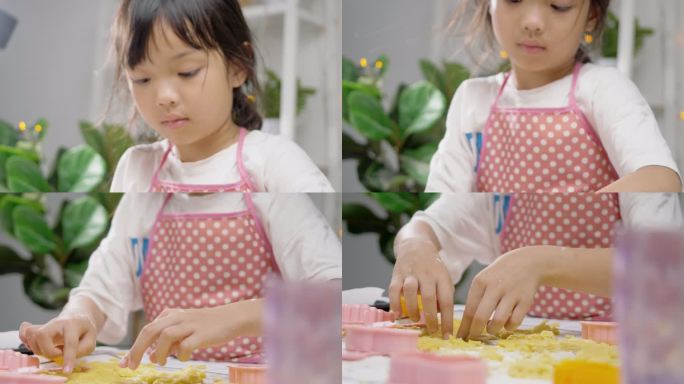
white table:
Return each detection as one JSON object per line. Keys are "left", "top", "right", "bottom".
{"left": 1, "top": 330, "right": 230, "bottom": 382}
{"left": 342, "top": 305, "right": 584, "bottom": 384}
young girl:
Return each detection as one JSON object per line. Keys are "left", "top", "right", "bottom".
{"left": 390, "top": 0, "right": 682, "bottom": 340}
{"left": 108, "top": 0, "right": 334, "bottom": 193}
{"left": 19, "top": 192, "right": 342, "bottom": 372}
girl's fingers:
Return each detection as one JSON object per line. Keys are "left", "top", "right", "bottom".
{"left": 486, "top": 296, "right": 516, "bottom": 336}
{"left": 35, "top": 324, "right": 62, "bottom": 358}
{"left": 61, "top": 324, "right": 79, "bottom": 373}
{"left": 126, "top": 315, "right": 180, "bottom": 370}
{"left": 437, "top": 278, "right": 455, "bottom": 339}
{"left": 402, "top": 275, "right": 420, "bottom": 321}
{"left": 388, "top": 275, "right": 404, "bottom": 317}
{"left": 150, "top": 325, "right": 192, "bottom": 366}
{"left": 419, "top": 280, "right": 439, "bottom": 334}
{"left": 468, "top": 289, "right": 500, "bottom": 339}
{"left": 505, "top": 300, "right": 530, "bottom": 332}
{"left": 457, "top": 278, "right": 485, "bottom": 340}
{"left": 177, "top": 335, "right": 202, "bottom": 362}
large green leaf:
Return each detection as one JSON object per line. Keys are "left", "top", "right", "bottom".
{"left": 398, "top": 81, "right": 446, "bottom": 138}
{"left": 79, "top": 122, "right": 105, "bottom": 161}
{"left": 23, "top": 273, "right": 69, "bottom": 310}
{"left": 0, "top": 195, "right": 44, "bottom": 233}
{"left": 343, "top": 81, "right": 382, "bottom": 123}
{"left": 418, "top": 193, "right": 440, "bottom": 209}
{"left": 342, "top": 57, "right": 359, "bottom": 82}
{"left": 6, "top": 156, "right": 52, "bottom": 192}
{"left": 64, "top": 259, "right": 89, "bottom": 288}
{"left": 370, "top": 193, "right": 418, "bottom": 213}
{"left": 13, "top": 205, "right": 57, "bottom": 254}
{"left": 348, "top": 91, "right": 394, "bottom": 141}
{"left": 0, "top": 120, "right": 19, "bottom": 188}
{"left": 360, "top": 162, "right": 411, "bottom": 192}
{"left": 400, "top": 143, "right": 438, "bottom": 187}
{"left": 57, "top": 145, "right": 106, "bottom": 192}
{"left": 103, "top": 124, "right": 134, "bottom": 170}
{"left": 419, "top": 60, "right": 446, "bottom": 96}
{"left": 0, "top": 246, "right": 31, "bottom": 275}
{"left": 442, "top": 62, "right": 470, "bottom": 99}
{"left": 342, "top": 203, "right": 386, "bottom": 234}
{"left": 61, "top": 196, "right": 108, "bottom": 251}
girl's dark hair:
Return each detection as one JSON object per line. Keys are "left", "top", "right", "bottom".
{"left": 451, "top": 0, "right": 611, "bottom": 69}
{"left": 109, "top": 0, "right": 262, "bottom": 131}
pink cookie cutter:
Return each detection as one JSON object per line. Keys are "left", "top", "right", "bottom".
{"left": 0, "top": 350, "right": 39, "bottom": 371}
{"left": 227, "top": 362, "right": 266, "bottom": 384}
{"left": 342, "top": 304, "right": 396, "bottom": 326}
{"left": 387, "top": 352, "right": 487, "bottom": 384}
{"left": 343, "top": 325, "right": 420, "bottom": 361}
{"left": 0, "top": 349, "right": 66, "bottom": 383}
{"left": 0, "top": 372, "right": 67, "bottom": 383}
{"left": 580, "top": 321, "right": 618, "bottom": 345}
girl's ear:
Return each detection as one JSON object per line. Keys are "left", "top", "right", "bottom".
{"left": 228, "top": 64, "right": 248, "bottom": 89}
{"left": 585, "top": 3, "right": 599, "bottom": 32}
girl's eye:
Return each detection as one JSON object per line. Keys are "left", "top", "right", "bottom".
{"left": 507, "top": 0, "right": 522, "bottom": 3}
{"left": 551, "top": 4, "right": 572, "bottom": 12}
{"left": 179, "top": 69, "right": 201, "bottom": 78}
{"left": 132, "top": 78, "right": 150, "bottom": 85}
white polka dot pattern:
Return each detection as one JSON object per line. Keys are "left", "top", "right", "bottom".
{"left": 140, "top": 211, "right": 275, "bottom": 362}
{"left": 476, "top": 97, "right": 621, "bottom": 320}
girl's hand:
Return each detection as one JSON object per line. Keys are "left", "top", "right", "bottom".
{"left": 120, "top": 299, "right": 263, "bottom": 370}
{"left": 18, "top": 314, "right": 97, "bottom": 373}
{"left": 389, "top": 238, "right": 454, "bottom": 339}
{"left": 456, "top": 247, "right": 546, "bottom": 340}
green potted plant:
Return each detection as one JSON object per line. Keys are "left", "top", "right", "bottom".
{"left": 343, "top": 193, "right": 439, "bottom": 263}
{"left": 342, "top": 55, "right": 469, "bottom": 192}
{"left": 0, "top": 193, "right": 117, "bottom": 309}
{"left": 261, "top": 69, "right": 316, "bottom": 135}
{"left": 595, "top": 11, "right": 654, "bottom": 65}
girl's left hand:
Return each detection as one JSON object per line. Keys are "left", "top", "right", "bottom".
{"left": 456, "top": 247, "right": 547, "bottom": 340}
{"left": 120, "top": 299, "right": 263, "bottom": 370}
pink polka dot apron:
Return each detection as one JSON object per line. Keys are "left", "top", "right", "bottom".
{"left": 476, "top": 62, "right": 621, "bottom": 320}
{"left": 149, "top": 127, "right": 256, "bottom": 193}
{"left": 140, "top": 192, "right": 280, "bottom": 362}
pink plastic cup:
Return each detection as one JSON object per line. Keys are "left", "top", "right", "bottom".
{"left": 388, "top": 352, "right": 487, "bottom": 384}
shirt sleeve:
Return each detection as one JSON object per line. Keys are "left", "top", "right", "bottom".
{"left": 586, "top": 67, "right": 682, "bottom": 184}
{"left": 261, "top": 138, "right": 335, "bottom": 193}
{"left": 412, "top": 193, "right": 498, "bottom": 283}
{"left": 426, "top": 80, "right": 480, "bottom": 192}
{"left": 253, "top": 193, "right": 341, "bottom": 281}
{"left": 619, "top": 192, "right": 684, "bottom": 229}
{"left": 68, "top": 194, "right": 142, "bottom": 345}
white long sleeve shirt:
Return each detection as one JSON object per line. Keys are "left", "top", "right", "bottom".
{"left": 111, "top": 130, "right": 334, "bottom": 193}
{"left": 427, "top": 64, "right": 681, "bottom": 192}
{"left": 414, "top": 193, "right": 683, "bottom": 283}
{"left": 69, "top": 193, "right": 341, "bottom": 344}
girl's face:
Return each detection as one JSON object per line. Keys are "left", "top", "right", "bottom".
{"left": 125, "top": 22, "right": 246, "bottom": 149}
{"left": 490, "top": 0, "right": 596, "bottom": 72}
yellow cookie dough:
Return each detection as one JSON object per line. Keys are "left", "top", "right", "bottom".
{"left": 42, "top": 358, "right": 210, "bottom": 384}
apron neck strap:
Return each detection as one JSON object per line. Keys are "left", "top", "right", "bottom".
{"left": 568, "top": 61, "right": 582, "bottom": 108}
{"left": 493, "top": 61, "right": 583, "bottom": 109}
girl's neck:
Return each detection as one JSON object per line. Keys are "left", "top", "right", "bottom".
{"left": 511, "top": 60, "right": 576, "bottom": 90}
{"left": 175, "top": 119, "right": 241, "bottom": 163}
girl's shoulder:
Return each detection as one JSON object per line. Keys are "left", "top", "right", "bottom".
{"left": 453, "top": 73, "right": 505, "bottom": 100}
{"left": 243, "top": 129, "right": 308, "bottom": 159}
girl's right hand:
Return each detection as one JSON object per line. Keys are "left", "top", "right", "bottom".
{"left": 18, "top": 314, "right": 97, "bottom": 373}
{"left": 388, "top": 238, "right": 454, "bottom": 339}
